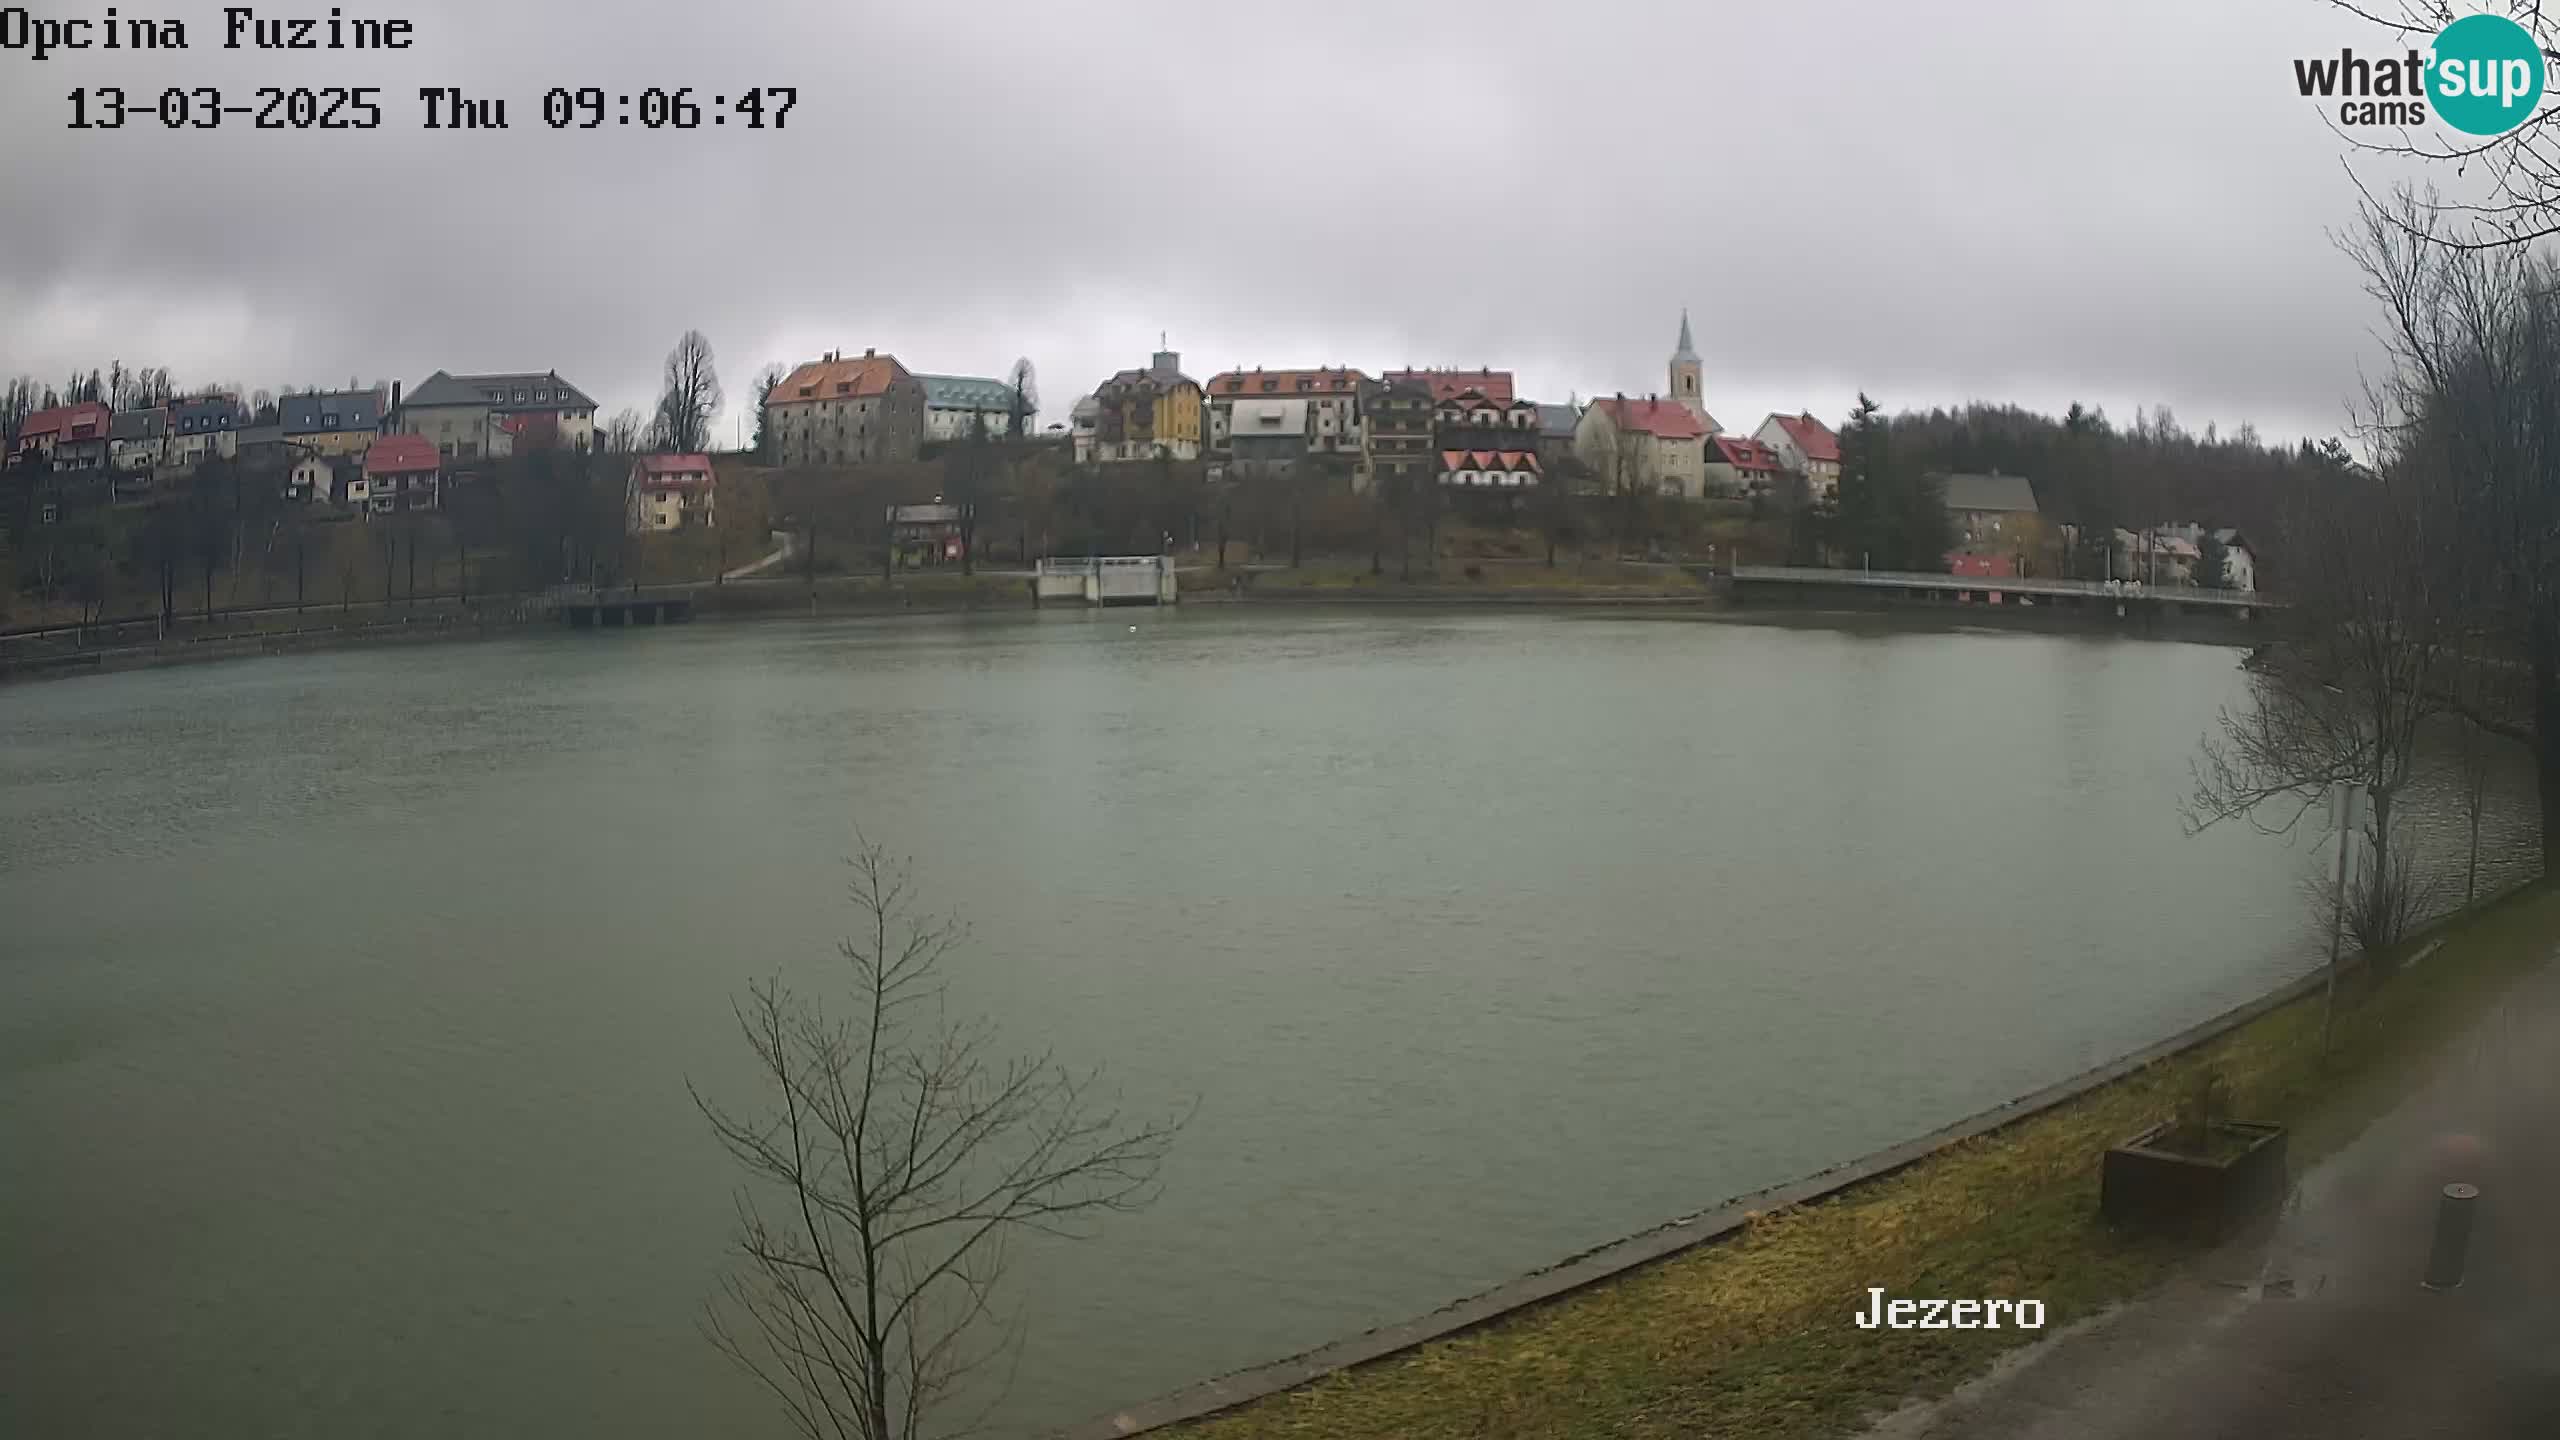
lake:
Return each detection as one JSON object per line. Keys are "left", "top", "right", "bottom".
{"left": 0, "top": 607, "right": 2532, "bottom": 1437}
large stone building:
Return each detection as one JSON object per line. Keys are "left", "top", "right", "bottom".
{"left": 765, "top": 350, "right": 927, "bottom": 466}
{"left": 397, "top": 371, "right": 598, "bottom": 460}
{"left": 1087, "top": 348, "right": 1203, "bottom": 464}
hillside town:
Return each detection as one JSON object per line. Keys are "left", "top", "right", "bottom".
{"left": 0, "top": 310, "right": 2269, "bottom": 628}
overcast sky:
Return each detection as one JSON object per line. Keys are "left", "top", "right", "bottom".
{"left": 0, "top": 0, "right": 2466, "bottom": 448}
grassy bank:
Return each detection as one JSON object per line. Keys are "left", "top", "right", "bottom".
{"left": 1171, "top": 881, "right": 2560, "bottom": 1440}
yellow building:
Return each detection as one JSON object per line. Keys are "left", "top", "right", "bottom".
{"left": 1089, "top": 347, "right": 1202, "bottom": 462}
{"left": 280, "top": 388, "right": 388, "bottom": 458}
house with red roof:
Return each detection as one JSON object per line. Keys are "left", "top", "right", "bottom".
{"left": 626, "top": 453, "right": 716, "bottom": 534}
{"left": 1754, "top": 411, "right": 1842, "bottom": 500}
{"left": 1575, "top": 394, "right": 1712, "bottom": 498}
{"left": 1438, "top": 447, "right": 1541, "bottom": 490}
{"left": 358, "top": 434, "right": 441, "bottom": 516}
{"left": 1704, "top": 434, "right": 1789, "bottom": 499}
{"left": 1381, "top": 368, "right": 1515, "bottom": 405}
{"left": 11, "top": 402, "right": 113, "bottom": 471}
{"left": 763, "top": 349, "right": 925, "bottom": 466}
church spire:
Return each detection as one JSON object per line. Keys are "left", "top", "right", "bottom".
{"left": 1674, "top": 308, "right": 1698, "bottom": 361}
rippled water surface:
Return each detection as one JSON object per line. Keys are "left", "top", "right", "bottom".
{"left": 1, "top": 609, "right": 2534, "bottom": 1437}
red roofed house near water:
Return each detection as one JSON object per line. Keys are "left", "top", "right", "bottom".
{"left": 626, "top": 453, "right": 717, "bottom": 535}
{"left": 359, "top": 434, "right": 442, "bottom": 516}
{"left": 1705, "top": 434, "right": 1789, "bottom": 498}
{"left": 1755, "top": 411, "right": 1843, "bottom": 499}
{"left": 1575, "top": 395, "right": 1714, "bottom": 498}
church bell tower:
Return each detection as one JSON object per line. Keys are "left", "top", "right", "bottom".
{"left": 1669, "top": 308, "right": 1705, "bottom": 422}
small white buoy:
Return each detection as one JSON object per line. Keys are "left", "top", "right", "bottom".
{"left": 1128, "top": 624, "right": 1138, "bottom": 632}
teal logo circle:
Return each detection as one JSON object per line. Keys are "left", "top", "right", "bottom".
{"left": 2429, "top": 13, "right": 2546, "bottom": 135}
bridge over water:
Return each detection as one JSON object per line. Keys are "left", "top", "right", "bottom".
{"left": 1728, "top": 566, "right": 2276, "bottom": 622}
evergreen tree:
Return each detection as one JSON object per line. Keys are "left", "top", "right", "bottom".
{"left": 1835, "top": 393, "right": 1889, "bottom": 569}
{"left": 2195, "top": 529, "right": 2228, "bottom": 589}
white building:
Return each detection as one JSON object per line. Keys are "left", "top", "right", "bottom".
{"left": 917, "top": 374, "right": 1027, "bottom": 444}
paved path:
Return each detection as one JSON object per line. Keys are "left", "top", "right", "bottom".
{"left": 1872, "top": 950, "right": 2560, "bottom": 1440}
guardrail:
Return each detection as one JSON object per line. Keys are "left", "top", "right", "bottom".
{"left": 1729, "top": 565, "right": 2273, "bottom": 607}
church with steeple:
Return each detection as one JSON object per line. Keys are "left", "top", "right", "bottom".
{"left": 1669, "top": 309, "right": 1713, "bottom": 430}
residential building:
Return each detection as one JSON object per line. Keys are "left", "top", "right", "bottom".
{"left": 1433, "top": 386, "right": 1541, "bottom": 447}
{"left": 397, "top": 370, "right": 599, "bottom": 460}
{"left": 1438, "top": 448, "right": 1541, "bottom": 489}
{"left": 917, "top": 374, "right": 1027, "bottom": 444}
{"left": 1536, "top": 402, "right": 1581, "bottom": 468}
{"left": 2213, "top": 529, "right": 2257, "bottom": 592}
{"left": 889, "top": 503, "right": 967, "bottom": 567}
{"left": 360, "top": 434, "right": 441, "bottom": 515}
{"left": 764, "top": 349, "right": 926, "bottom": 466}
{"left": 626, "top": 453, "right": 716, "bottom": 534}
{"left": 1575, "top": 395, "right": 1710, "bottom": 498}
{"left": 1941, "top": 472, "right": 2043, "bottom": 559}
{"left": 281, "top": 388, "right": 388, "bottom": 457}
{"left": 109, "top": 408, "right": 166, "bottom": 473}
{"left": 1361, "top": 376, "right": 1436, "bottom": 497}
{"left": 1704, "top": 434, "right": 1788, "bottom": 498}
{"left": 1205, "top": 367, "right": 1366, "bottom": 474}
{"left": 236, "top": 423, "right": 290, "bottom": 469}
{"left": 2112, "top": 527, "right": 2201, "bottom": 585}
{"left": 287, "top": 453, "right": 345, "bottom": 504}
{"left": 170, "top": 394, "right": 247, "bottom": 464}
{"left": 1090, "top": 347, "right": 1203, "bottom": 463}
{"left": 11, "top": 402, "right": 113, "bottom": 470}
{"left": 1227, "top": 397, "right": 1311, "bottom": 475}
{"left": 1069, "top": 394, "right": 1100, "bottom": 465}
{"left": 1382, "top": 368, "right": 1516, "bottom": 404}
{"left": 1755, "top": 412, "right": 1841, "bottom": 500}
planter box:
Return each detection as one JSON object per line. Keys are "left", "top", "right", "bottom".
{"left": 2101, "top": 1120, "right": 2289, "bottom": 1237}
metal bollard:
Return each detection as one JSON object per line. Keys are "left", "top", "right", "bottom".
{"left": 2422, "top": 1182, "right": 2480, "bottom": 1291}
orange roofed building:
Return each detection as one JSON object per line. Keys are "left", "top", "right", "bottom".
{"left": 764, "top": 349, "right": 925, "bottom": 467}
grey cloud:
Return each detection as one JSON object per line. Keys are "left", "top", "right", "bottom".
{"left": 0, "top": 0, "right": 2441, "bottom": 447}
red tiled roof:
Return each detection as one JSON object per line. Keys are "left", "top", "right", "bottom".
{"left": 1710, "top": 435, "right": 1785, "bottom": 471}
{"left": 633, "top": 453, "right": 714, "bottom": 488}
{"left": 771, "top": 353, "right": 908, "bottom": 405}
{"left": 1593, "top": 396, "right": 1707, "bottom": 441}
{"left": 18, "top": 402, "right": 112, "bottom": 441}
{"left": 1207, "top": 367, "right": 1369, "bottom": 396}
{"left": 1438, "top": 449, "right": 1541, "bottom": 471}
{"left": 364, "top": 435, "right": 440, "bottom": 474}
{"left": 1386, "top": 369, "right": 1515, "bottom": 404}
{"left": 1771, "top": 412, "right": 1840, "bottom": 463}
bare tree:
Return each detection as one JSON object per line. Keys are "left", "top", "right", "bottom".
{"left": 604, "top": 408, "right": 649, "bottom": 455}
{"left": 1005, "top": 358, "right": 1038, "bottom": 442}
{"left": 693, "top": 845, "right": 1185, "bottom": 1440}
{"left": 656, "top": 329, "right": 724, "bottom": 455}
{"left": 2328, "top": 1, "right": 2560, "bottom": 249}
{"left": 2346, "top": 189, "right": 2560, "bottom": 864}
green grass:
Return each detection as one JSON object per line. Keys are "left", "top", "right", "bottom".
{"left": 1175, "top": 882, "right": 2560, "bottom": 1440}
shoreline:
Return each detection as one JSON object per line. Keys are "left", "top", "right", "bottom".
{"left": 1081, "top": 876, "right": 2550, "bottom": 1440}
{"left": 0, "top": 574, "right": 2268, "bottom": 688}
